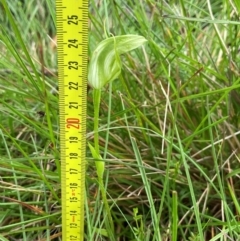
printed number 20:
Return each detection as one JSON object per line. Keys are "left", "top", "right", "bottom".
{"left": 66, "top": 118, "right": 80, "bottom": 129}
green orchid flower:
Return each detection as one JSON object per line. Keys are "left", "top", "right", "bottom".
{"left": 88, "top": 34, "right": 147, "bottom": 90}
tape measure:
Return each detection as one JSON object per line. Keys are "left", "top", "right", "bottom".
{"left": 56, "top": 1, "right": 88, "bottom": 240}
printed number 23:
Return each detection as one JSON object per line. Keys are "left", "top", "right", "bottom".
{"left": 68, "top": 61, "right": 78, "bottom": 70}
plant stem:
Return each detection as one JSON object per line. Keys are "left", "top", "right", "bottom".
{"left": 93, "top": 89, "right": 101, "bottom": 157}
{"left": 92, "top": 88, "right": 115, "bottom": 240}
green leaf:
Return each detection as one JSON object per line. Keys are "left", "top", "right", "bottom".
{"left": 88, "top": 142, "right": 104, "bottom": 179}
{"left": 232, "top": 0, "right": 240, "bottom": 15}
{"left": 94, "top": 228, "right": 109, "bottom": 237}
{"left": 0, "top": 235, "right": 10, "bottom": 241}
{"left": 88, "top": 35, "right": 147, "bottom": 89}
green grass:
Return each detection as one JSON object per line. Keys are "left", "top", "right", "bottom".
{"left": 0, "top": 0, "right": 240, "bottom": 240}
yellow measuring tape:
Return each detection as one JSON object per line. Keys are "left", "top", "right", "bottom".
{"left": 56, "top": 1, "right": 88, "bottom": 240}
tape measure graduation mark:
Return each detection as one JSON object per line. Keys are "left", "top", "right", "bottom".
{"left": 56, "top": 1, "right": 88, "bottom": 240}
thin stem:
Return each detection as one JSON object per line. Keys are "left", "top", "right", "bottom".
{"left": 92, "top": 88, "right": 115, "bottom": 240}
{"left": 104, "top": 82, "right": 112, "bottom": 159}
{"left": 93, "top": 89, "right": 101, "bottom": 156}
